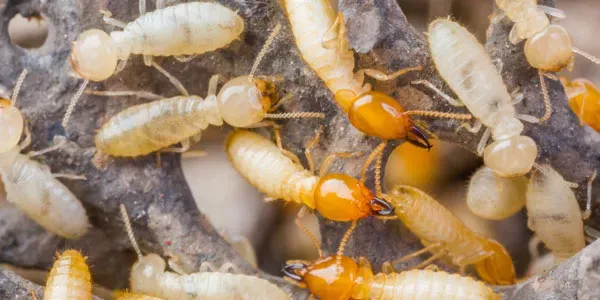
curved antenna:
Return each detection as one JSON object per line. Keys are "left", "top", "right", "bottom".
{"left": 62, "top": 79, "right": 89, "bottom": 130}
{"left": 538, "top": 70, "right": 552, "bottom": 123}
{"left": 119, "top": 203, "right": 144, "bottom": 260}
{"left": 584, "top": 170, "right": 598, "bottom": 220}
{"left": 248, "top": 23, "right": 282, "bottom": 82}
{"left": 573, "top": 47, "right": 600, "bottom": 65}
{"left": 335, "top": 219, "right": 357, "bottom": 276}
{"left": 11, "top": 69, "right": 29, "bottom": 107}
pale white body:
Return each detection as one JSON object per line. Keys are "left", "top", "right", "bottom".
{"left": 495, "top": 0, "right": 549, "bottom": 43}
{"left": 467, "top": 166, "right": 528, "bottom": 220}
{"left": 284, "top": 0, "right": 367, "bottom": 95}
{"left": 111, "top": 2, "right": 244, "bottom": 59}
{"left": 526, "top": 165, "right": 585, "bottom": 262}
{"left": 0, "top": 147, "right": 88, "bottom": 238}
{"left": 130, "top": 254, "right": 290, "bottom": 300}
{"left": 43, "top": 250, "right": 92, "bottom": 300}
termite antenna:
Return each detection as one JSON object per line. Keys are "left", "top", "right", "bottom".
{"left": 573, "top": 47, "right": 600, "bottom": 65}
{"left": 265, "top": 112, "right": 325, "bottom": 119}
{"left": 62, "top": 79, "right": 89, "bottom": 130}
{"left": 11, "top": 69, "right": 29, "bottom": 107}
{"left": 248, "top": 23, "right": 281, "bottom": 83}
{"left": 375, "top": 148, "right": 383, "bottom": 196}
{"left": 538, "top": 70, "right": 552, "bottom": 123}
{"left": 403, "top": 110, "right": 473, "bottom": 120}
{"left": 584, "top": 170, "right": 597, "bottom": 220}
{"left": 119, "top": 203, "right": 144, "bottom": 261}
{"left": 335, "top": 219, "right": 357, "bottom": 276}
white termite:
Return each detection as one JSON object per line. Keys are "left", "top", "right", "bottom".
{"left": 119, "top": 204, "right": 291, "bottom": 300}
{"left": 0, "top": 70, "right": 89, "bottom": 239}
{"left": 467, "top": 166, "right": 528, "bottom": 220}
{"left": 414, "top": 19, "right": 538, "bottom": 177}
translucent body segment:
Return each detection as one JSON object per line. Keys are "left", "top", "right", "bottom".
{"left": 467, "top": 166, "right": 528, "bottom": 220}
{"left": 70, "top": 29, "right": 118, "bottom": 82}
{"left": 428, "top": 19, "right": 514, "bottom": 128}
{"left": 95, "top": 96, "right": 222, "bottom": 157}
{"left": 347, "top": 91, "right": 410, "bottom": 140}
{"left": 112, "top": 2, "right": 244, "bottom": 57}
{"left": 225, "top": 130, "right": 317, "bottom": 208}
{"left": 0, "top": 103, "right": 24, "bottom": 153}
{"left": 216, "top": 76, "right": 270, "bottom": 127}
{"left": 495, "top": 0, "right": 549, "bottom": 42}
{"left": 526, "top": 164, "right": 585, "bottom": 261}
{"left": 483, "top": 135, "right": 538, "bottom": 177}
{"left": 44, "top": 250, "right": 92, "bottom": 300}
{"left": 524, "top": 25, "right": 573, "bottom": 72}
{"left": 0, "top": 147, "right": 89, "bottom": 239}
{"left": 284, "top": 0, "right": 366, "bottom": 96}
{"left": 314, "top": 174, "right": 373, "bottom": 221}
{"left": 563, "top": 78, "right": 600, "bottom": 132}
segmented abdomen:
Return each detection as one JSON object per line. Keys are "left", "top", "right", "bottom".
{"left": 428, "top": 19, "right": 512, "bottom": 127}
{"left": 44, "top": 250, "right": 93, "bottom": 300}
{"left": 495, "top": 0, "right": 549, "bottom": 39}
{"left": 142, "top": 272, "right": 290, "bottom": 300}
{"left": 96, "top": 96, "right": 222, "bottom": 157}
{"left": 117, "top": 2, "right": 244, "bottom": 56}
{"left": 226, "top": 130, "right": 318, "bottom": 208}
{"left": 285, "top": 0, "right": 366, "bottom": 96}
{"left": 369, "top": 270, "right": 499, "bottom": 300}
{"left": 0, "top": 150, "right": 89, "bottom": 239}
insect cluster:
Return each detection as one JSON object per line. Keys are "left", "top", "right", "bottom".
{"left": 1, "top": 0, "right": 599, "bottom": 299}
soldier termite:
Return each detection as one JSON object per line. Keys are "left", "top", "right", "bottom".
{"left": 561, "top": 77, "right": 600, "bottom": 133}
{"left": 466, "top": 166, "right": 528, "bottom": 220}
{"left": 282, "top": 255, "right": 499, "bottom": 300}
{"left": 526, "top": 164, "right": 596, "bottom": 264}
{"left": 0, "top": 70, "right": 89, "bottom": 239}
{"left": 284, "top": 0, "right": 472, "bottom": 172}
{"left": 63, "top": 0, "right": 245, "bottom": 130}
{"left": 43, "top": 250, "right": 93, "bottom": 300}
{"left": 493, "top": 0, "right": 600, "bottom": 122}
{"left": 385, "top": 185, "right": 516, "bottom": 285}
{"left": 89, "top": 24, "right": 323, "bottom": 159}
{"left": 226, "top": 129, "right": 395, "bottom": 263}
{"left": 119, "top": 204, "right": 291, "bottom": 300}
{"left": 414, "top": 19, "right": 538, "bottom": 177}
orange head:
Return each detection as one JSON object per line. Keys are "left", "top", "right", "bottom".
{"left": 283, "top": 256, "right": 359, "bottom": 300}
{"left": 474, "top": 237, "right": 516, "bottom": 285}
{"left": 561, "top": 77, "right": 600, "bottom": 132}
{"left": 314, "top": 173, "right": 394, "bottom": 222}
{"left": 336, "top": 90, "right": 431, "bottom": 149}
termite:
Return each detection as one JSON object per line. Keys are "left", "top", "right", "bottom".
{"left": 89, "top": 23, "right": 323, "bottom": 159}
{"left": 43, "top": 250, "right": 92, "bottom": 300}
{"left": 0, "top": 70, "right": 89, "bottom": 239}
{"left": 282, "top": 255, "right": 499, "bottom": 300}
{"left": 226, "top": 129, "right": 395, "bottom": 261}
{"left": 284, "top": 0, "right": 472, "bottom": 170}
{"left": 63, "top": 0, "right": 245, "bottom": 130}
{"left": 119, "top": 204, "right": 291, "bottom": 300}
{"left": 466, "top": 166, "right": 528, "bottom": 220}
{"left": 116, "top": 292, "right": 163, "bottom": 300}
{"left": 385, "top": 185, "right": 516, "bottom": 285}
{"left": 414, "top": 19, "right": 538, "bottom": 177}
{"left": 525, "top": 164, "right": 596, "bottom": 263}
{"left": 493, "top": 0, "right": 600, "bottom": 122}
{"left": 561, "top": 77, "right": 600, "bottom": 132}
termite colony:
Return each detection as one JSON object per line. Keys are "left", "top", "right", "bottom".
{"left": 1, "top": 0, "right": 600, "bottom": 299}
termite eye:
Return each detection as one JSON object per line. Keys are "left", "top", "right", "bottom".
{"left": 524, "top": 24, "right": 573, "bottom": 72}
{"left": 70, "top": 29, "right": 118, "bottom": 82}
{"left": 370, "top": 197, "right": 394, "bottom": 216}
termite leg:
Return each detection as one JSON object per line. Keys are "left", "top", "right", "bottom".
{"left": 30, "top": 290, "right": 38, "bottom": 300}
{"left": 584, "top": 226, "right": 600, "bottom": 242}
{"left": 516, "top": 114, "right": 541, "bottom": 124}
{"left": 303, "top": 126, "right": 324, "bottom": 174}
{"left": 114, "top": 54, "right": 130, "bottom": 75}
{"left": 204, "top": 74, "right": 219, "bottom": 97}
{"left": 360, "top": 142, "right": 386, "bottom": 184}
{"left": 356, "top": 66, "right": 423, "bottom": 83}
{"left": 218, "top": 262, "right": 241, "bottom": 274}
{"left": 413, "top": 249, "right": 447, "bottom": 270}
{"left": 174, "top": 55, "right": 198, "bottom": 63}
{"left": 150, "top": 60, "right": 189, "bottom": 96}
{"left": 84, "top": 90, "right": 164, "bottom": 100}
{"left": 528, "top": 235, "right": 543, "bottom": 260}
{"left": 537, "top": 5, "right": 566, "bottom": 20}
{"left": 270, "top": 93, "right": 293, "bottom": 111}
{"left": 476, "top": 128, "right": 491, "bottom": 156}
{"left": 381, "top": 262, "right": 396, "bottom": 274}
{"left": 411, "top": 80, "right": 465, "bottom": 107}
{"left": 319, "top": 151, "right": 364, "bottom": 177}
{"left": 165, "top": 255, "right": 188, "bottom": 275}
{"left": 490, "top": 10, "right": 506, "bottom": 24}
{"left": 26, "top": 138, "right": 66, "bottom": 158}
{"left": 335, "top": 219, "right": 358, "bottom": 275}
{"left": 583, "top": 170, "right": 597, "bottom": 220}
{"left": 99, "top": 10, "right": 127, "bottom": 28}
{"left": 160, "top": 138, "right": 191, "bottom": 154}
{"left": 321, "top": 12, "right": 342, "bottom": 50}
{"left": 53, "top": 173, "right": 87, "bottom": 180}
{"left": 271, "top": 125, "right": 303, "bottom": 165}
{"left": 456, "top": 119, "right": 483, "bottom": 134}
{"left": 199, "top": 262, "right": 219, "bottom": 273}
{"left": 295, "top": 206, "right": 323, "bottom": 257}
{"left": 510, "top": 92, "right": 524, "bottom": 106}
{"left": 390, "top": 242, "right": 443, "bottom": 267}
{"left": 19, "top": 123, "right": 32, "bottom": 151}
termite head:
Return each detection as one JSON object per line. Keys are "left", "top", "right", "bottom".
{"left": 130, "top": 253, "right": 166, "bottom": 290}
{"left": 70, "top": 29, "right": 118, "bottom": 82}
{"left": 474, "top": 237, "right": 516, "bottom": 285}
{"left": 217, "top": 75, "right": 274, "bottom": 127}
{"left": 484, "top": 135, "right": 538, "bottom": 177}
{"left": 0, "top": 99, "right": 23, "bottom": 154}
{"left": 524, "top": 24, "right": 573, "bottom": 72}
{"left": 314, "top": 173, "right": 395, "bottom": 221}
{"left": 283, "top": 256, "right": 358, "bottom": 300}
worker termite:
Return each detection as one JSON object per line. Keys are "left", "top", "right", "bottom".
{"left": 466, "top": 166, "right": 528, "bottom": 220}
{"left": 63, "top": 0, "right": 245, "bottom": 130}
{"left": 282, "top": 255, "right": 499, "bottom": 300}
{"left": 90, "top": 24, "right": 323, "bottom": 159}
{"left": 43, "top": 250, "right": 93, "bottom": 300}
{"left": 493, "top": 0, "right": 600, "bottom": 122}
{"left": 226, "top": 129, "right": 395, "bottom": 261}
{"left": 561, "top": 77, "right": 600, "bottom": 132}
{"left": 284, "top": 0, "right": 472, "bottom": 167}
{"left": 414, "top": 19, "right": 538, "bottom": 177}
{"left": 119, "top": 204, "right": 291, "bottom": 300}
{"left": 0, "top": 70, "right": 89, "bottom": 239}
{"left": 385, "top": 185, "right": 516, "bottom": 285}
{"left": 525, "top": 164, "right": 596, "bottom": 263}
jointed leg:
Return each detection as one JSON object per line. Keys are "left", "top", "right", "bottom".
{"left": 270, "top": 93, "right": 293, "bottom": 111}
{"left": 53, "top": 173, "right": 87, "bottom": 180}
{"left": 199, "top": 262, "right": 219, "bottom": 273}
{"left": 390, "top": 242, "right": 443, "bottom": 266}
{"left": 381, "top": 262, "right": 396, "bottom": 274}
{"left": 583, "top": 170, "right": 597, "bottom": 220}
{"left": 272, "top": 126, "right": 303, "bottom": 166}
{"left": 84, "top": 90, "right": 164, "bottom": 100}
{"left": 413, "top": 249, "right": 447, "bottom": 270}
{"left": 218, "top": 262, "right": 241, "bottom": 274}
{"left": 207, "top": 74, "right": 220, "bottom": 97}
{"left": 456, "top": 119, "right": 482, "bottom": 134}
{"left": 174, "top": 55, "right": 197, "bottom": 63}
{"left": 476, "top": 128, "right": 491, "bottom": 156}
{"left": 411, "top": 80, "right": 464, "bottom": 106}
{"left": 538, "top": 5, "right": 566, "bottom": 20}
{"left": 321, "top": 13, "right": 342, "bottom": 50}
{"left": 100, "top": 10, "right": 127, "bottom": 28}
{"left": 151, "top": 60, "right": 189, "bottom": 96}
{"left": 19, "top": 123, "right": 32, "bottom": 151}
{"left": 295, "top": 207, "right": 323, "bottom": 257}
{"left": 356, "top": 65, "right": 423, "bottom": 83}
{"left": 27, "top": 138, "right": 67, "bottom": 158}
{"left": 319, "top": 151, "right": 364, "bottom": 177}
{"left": 303, "top": 126, "right": 323, "bottom": 174}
